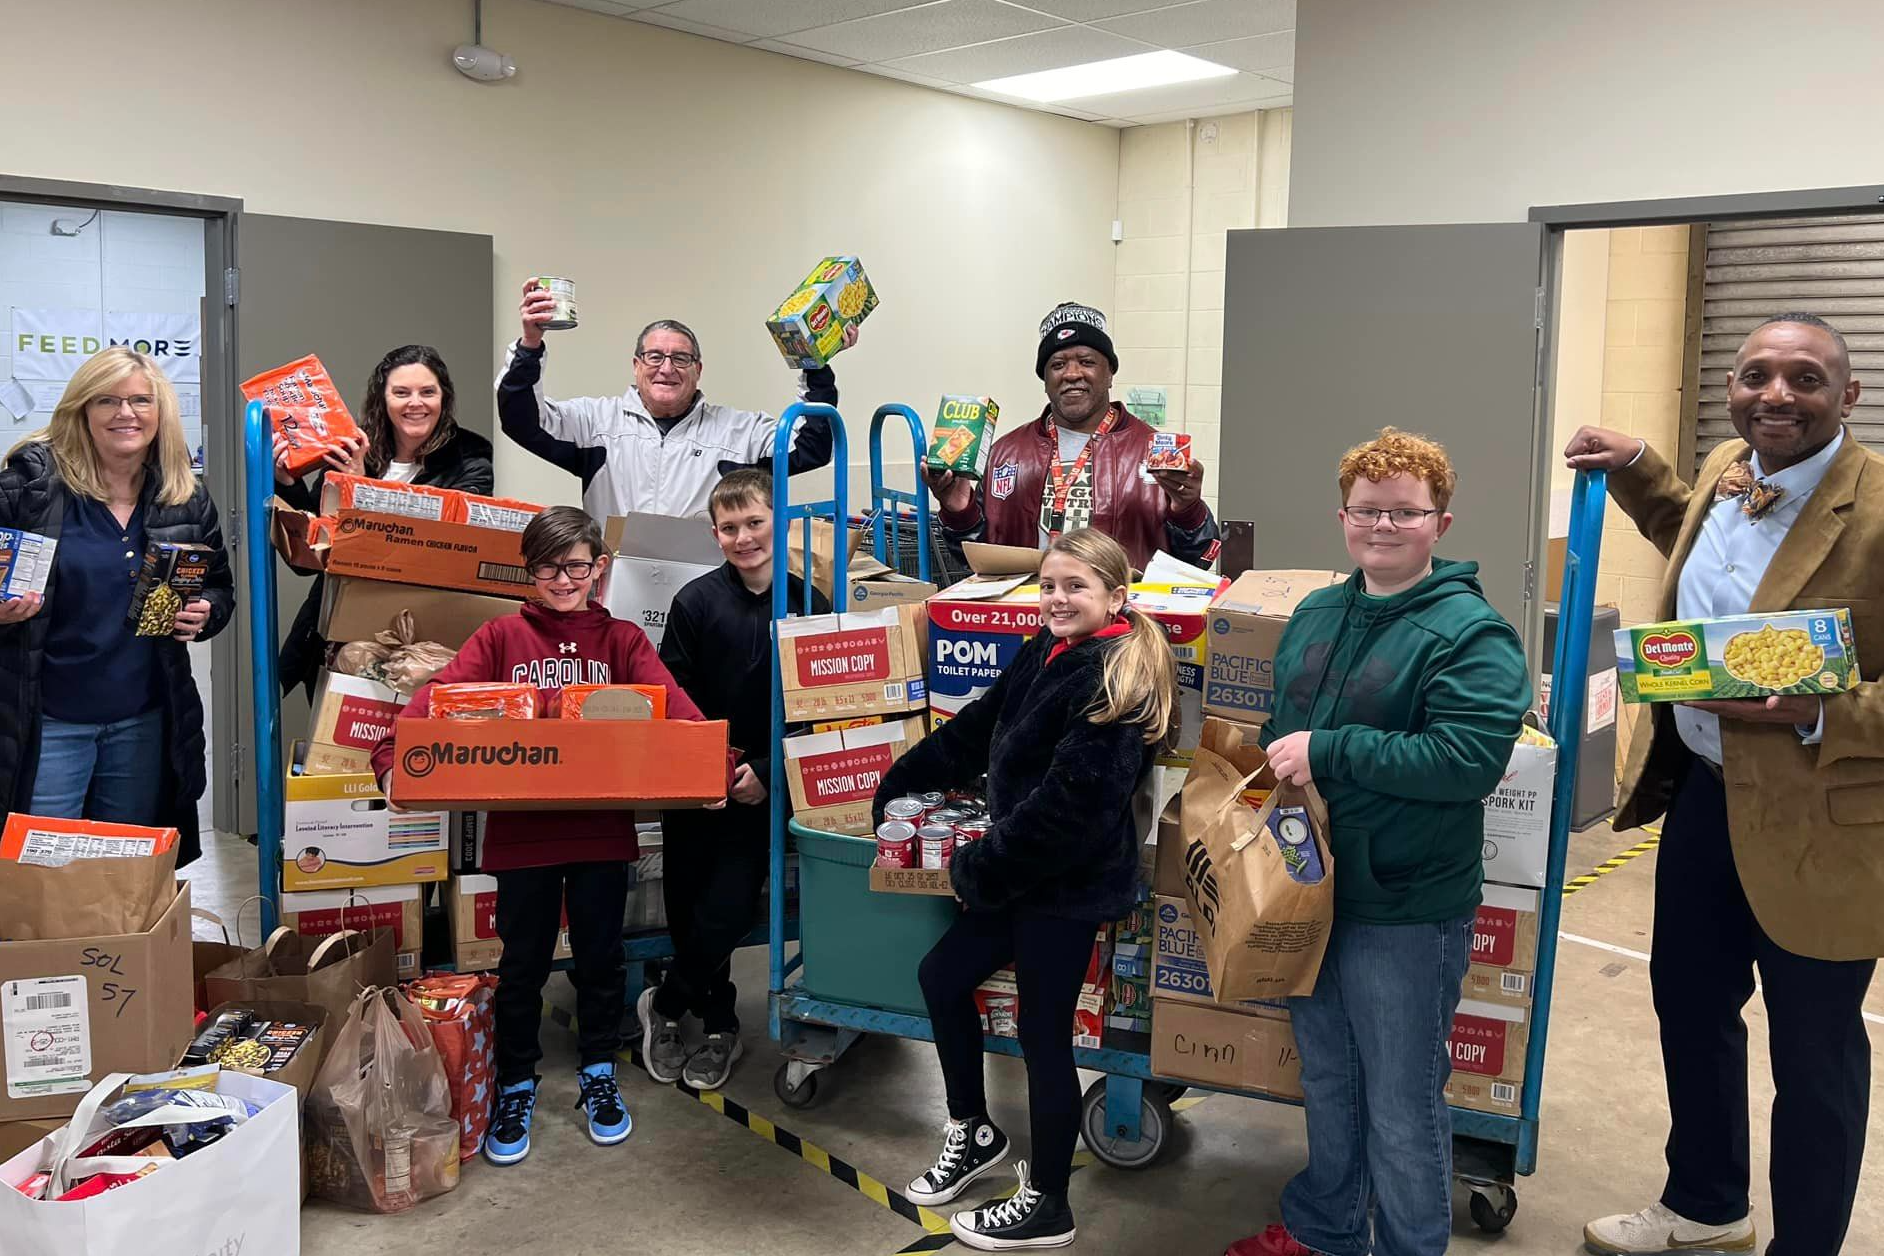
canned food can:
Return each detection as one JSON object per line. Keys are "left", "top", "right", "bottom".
{"left": 884, "top": 797, "right": 926, "bottom": 826}
{"left": 532, "top": 275, "right": 579, "bottom": 330}
{"left": 875, "top": 820, "right": 917, "bottom": 868}
{"left": 916, "top": 791, "right": 947, "bottom": 813}
{"left": 917, "top": 823, "right": 956, "bottom": 869}
{"left": 981, "top": 993, "right": 1018, "bottom": 1037}
{"left": 927, "top": 808, "right": 967, "bottom": 829}
{"left": 956, "top": 820, "right": 991, "bottom": 845}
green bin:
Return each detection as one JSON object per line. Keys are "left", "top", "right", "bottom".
{"left": 793, "top": 821, "right": 958, "bottom": 1015}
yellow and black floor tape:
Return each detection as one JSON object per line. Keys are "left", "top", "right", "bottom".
{"left": 1562, "top": 823, "right": 1660, "bottom": 898}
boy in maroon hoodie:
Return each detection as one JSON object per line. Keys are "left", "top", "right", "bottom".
{"left": 372, "top": 505, "right": 708, "bottom": 1166}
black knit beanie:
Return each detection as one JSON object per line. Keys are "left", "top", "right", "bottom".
{"left": 1035, "top": 301, "right": 1119, "bottom": 378}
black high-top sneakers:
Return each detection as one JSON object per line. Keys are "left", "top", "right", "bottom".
{"left": 906, "top": 1115, "right": 1010, "bottom": 1206}
{"left": 949, "top": 1161, "right": 1077, "bottom": 1250}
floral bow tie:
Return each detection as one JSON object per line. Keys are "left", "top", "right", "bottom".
{"left": 1716, "top": 461, "right": 1783, "bottom": 522}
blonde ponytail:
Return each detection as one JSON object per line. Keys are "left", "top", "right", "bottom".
{"left": 1044, "top": 528, "right": 1179, "bottom": 744}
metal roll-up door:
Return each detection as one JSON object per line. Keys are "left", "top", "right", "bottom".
{"left": 1695, "top": 214, "right": 1884, "bottom": 473}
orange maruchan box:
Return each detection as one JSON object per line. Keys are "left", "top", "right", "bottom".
{"left": 272, "top": 505, "right": 537, "bottom": 600}
{"left": 390, "top": 718, "right": 730, "bottom": 810}
{"left": 0, "top": 815, "right": 179, "bottom": 864}
{"left": 429, "top": 683, "right": 538, "bottom": 720}
{"left": 242, "top": 355, "right": 365, "bottom": 476}
{"left": 557, "top": 683, "right": 668, "bottom": 720}
{"left": 321, "top": 473, "right": 464, "bottom": 524}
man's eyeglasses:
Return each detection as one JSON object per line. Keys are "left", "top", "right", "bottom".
{"left": 529, "top": 560, "right": 598, "bottom": 581}
{"left": 89, "top": 394, "right": 157, "bottom": 414}
{"left": 636, "top": 350, "right": 700, "bottom": 369}
{"left": 1342, "top": 507, "right": 1441, "bottom": 528}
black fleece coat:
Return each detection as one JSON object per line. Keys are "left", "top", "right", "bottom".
{"left": 0, "top": 443, "right": 236, "bottom": 867}
{"left": 873, "top": 629, "right": 1154, "bottom": 921}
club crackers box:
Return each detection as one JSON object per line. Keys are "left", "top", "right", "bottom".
{"left": 1615, "top": 609, "right": 1859, "bottom": 702}
{"left": 765, "top": 255, "right": 878, "bottom": 369}
{"left": 925, "top": 396, "right": 1001, "bottom": 480}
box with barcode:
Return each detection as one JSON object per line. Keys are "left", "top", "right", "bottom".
{"left": 777, "top": 602, "right": 928, "bottom": 721}
{"left": 126, "top": 542, "right": 211, "bottom": 636}
{"left": 1461, "top": 962, "right": 1533, "bottom": 1011}
{"left": 0, "top": 528, "right": 55, "bottom": 602}
{"left": 1445, "top": 997, "right": 1528, "bottom": 1116}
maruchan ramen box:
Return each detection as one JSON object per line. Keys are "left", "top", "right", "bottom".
{"left": 765, "top": 255, "right": 878, "bottom": 369}
{"left": 925, "top": 396, "right": 1001, "bottom": 480}
{"left": 389, "top": 718, "right": 731, "bottom": 810}
{"left": 1445, "top": 998, "right": 1530, "bottom": 1116}
{"left": 321, "top": 473, "right": 460, "bottom": 523}
{"left": 777, "top": 603, "right": 928, "bottom": 722}
{"left": 126, "top": 542, "right": 211, "bottom": 637}
{"left": 1615, "top": 609, "right": 1859, "bottom": 702}
{"left": 1144, "top": 431, "right": 1193, "bottom": 472}
{"left": 459, "top": 491, "right": 542, "bottom": 533}
{"left": 242, "top": 354, "right": 365, "bottom": 476}
{"left": 1204, "top": 570, "right": 1346, "bottom": 723}
{"left": 783, "top": 716, "right": 926, "bottom": 835}
{"left": 0, "top": 528, "right": 55, "bottom": 602}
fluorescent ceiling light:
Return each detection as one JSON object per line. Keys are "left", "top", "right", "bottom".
{"left": 974, "top": 50, "right": 1235, "bottom": 103}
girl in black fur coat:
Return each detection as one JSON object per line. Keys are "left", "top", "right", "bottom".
{"left": 872, "top": 528, "right": 1176, "bottom": 1251}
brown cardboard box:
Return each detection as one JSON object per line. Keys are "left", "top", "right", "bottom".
{"left": 0, "top": 1118, "right": 62, "bottom": 1164}
{"left": 1149, "top": 998, "right": 1301, "bottom": 1098}
{"left": 320, "top": 576, "right": 517, "bottom": 652}
{"left": 281, "top": 883, "right": 425, "bottom": 962}
{"left": 1471, "top": 883, "right": 1541, "bottom": 973}
{"left": 274, "top": 505, "right": 533, "bottom": 600}
{"left": 283, "top": 757, "right": 451, "bottom": 891}
{"left": 1202, "top": 570, "right": 1345, "bottom": 723}
{"left": 389, "top": 718, "right": 730, "bottom": 810}
{"left": 449, "top": 875, "right": 569, "bottom": 972}
{"left": 1445, "top": 997, "right": 1529, "bottom": 1116}
{"left": 776, "top": 602, "right": 927, "bottom": 722}
{"left": 1461, "top": 962, "right": 1534, "bottom": 1011}
{"left": 0, "top": 882, "right": 194, "bottom": 1121}
{"left": 306, "top": 670, "right": 405, "bottom": 777}
{"left": 784, "top": 716, "right": 925, "bottom": 835}
{"left": 868, "top": 866, "right": 957, "bottom": 896}
{"left": 600, "top": 512, "right": 726, "bottom": 650}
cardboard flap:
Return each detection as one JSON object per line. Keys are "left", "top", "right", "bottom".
{"left": 1212, "top": 569, "right": 1344, "bottom": 616}
{"left": 607, "top": 511, "right": 725, "bottom": 564}
{"left": 963, "top": 542, "right": 1043, "bottom": 576}
{"left": 270, "top": 499, "right": 327, "bottom": 574}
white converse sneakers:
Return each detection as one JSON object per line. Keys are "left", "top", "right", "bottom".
{"left": 1584, "top": 1201, "right": 1756, "bottom": 1255}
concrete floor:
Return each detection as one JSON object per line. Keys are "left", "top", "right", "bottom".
{"left": 180, "top": 824, "right": 1884, "bottom": 1255}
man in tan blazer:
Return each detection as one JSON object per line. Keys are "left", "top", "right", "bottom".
{"left": 1566, "top": 313, "right": 1882, "bottom": 1256}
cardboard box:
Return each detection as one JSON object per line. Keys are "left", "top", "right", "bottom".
{"left": 601, "top": 512, "right": 726, "bottom": 649}
{"left": 1149, "top": 895, "right": 1285, "bottom": 1012}
{"left": 320, "top": 576, "right": 516, "bottom": 653}
{"left": 283, "top": 759, "right": 450, "bottom": 891}
{"left": 450, "top": 874, "right": 569, "bottom": 972}
{"left": 1150, "top": 999, "right": 1301, "bottom": 1098}
{"left": 972, "top": 969, "right": 1107, "bottom": 1047}
{"left": 1203, "top": 570, "right": 1345, "bottom": 723}
{"left": 869, "top": 866, "right": 956, "bottom": 896}
{"left": 307, "top": 670, "right": 406, "bottom": 777}
{"left": 0, "top": 1118, "right": 62, "bottom": 1164}
{"left": 1482, "top": 731, "right": 1557, "bottom": 889}
{"left": 274, "top": 505, "right": 533, "bottom": 600}
{"left": 389, "top": 718, "right": 731, "bottom": 810}
{"left": 1472, "top": 883, "right": 1541, "bottom": 974}
{"left": 1616, "top": 609, "right": 1860, "bottom": 702}
{"left": 1128, "top": 582, "right": 1214, "bottom": 760}
{"left": 1462, "top": 962, "right": 1534, "bottom": 1011}
{"left": 0, "top": 529, "right": 55, "bottom": 601}
{"left": 846, "top": 551, "right": 938, "bottom": 610}
{"left": 1445, "top": 997, "right": 1529, "bottom": 1116}
{"left": 784, "top": 716, "right": 925, "bottom": 835}
{"left": 281, "top": 884, "right": 425, "bottom": 957}
{"left": 766, "top": 255, "right": 878, "bottom": 369}
{"left": 777, "top": 603, "right": 928, "bottom": 721}
{"left": 0, "top": 882, "right": 193, "bottom": 1121}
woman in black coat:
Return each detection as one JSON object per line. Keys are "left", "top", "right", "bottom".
{"left": 275, "top": 344, "right": 494, "bottom": 697}
{"left": 0, "top": 347, "right": 235, "bottom": 867}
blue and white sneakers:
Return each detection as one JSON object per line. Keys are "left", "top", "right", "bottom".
{"left": 576, "top": 1062, "right": 633, "bottom": 1145}
{"left": 485, "top": 1077, "right": 539, "bottom": 1166}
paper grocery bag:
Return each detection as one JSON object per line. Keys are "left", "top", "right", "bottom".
{"left": 0, "top": 842, "right": 179, "bottom": 942}
{"left": 203, "top": 926, "right": 397, "bottom": 1063}
{"left": 1178, "top": 718, "right": 1334, "bottom": 1000}
{"left": 786, "top": 519, "right": 866, "bottom": 599}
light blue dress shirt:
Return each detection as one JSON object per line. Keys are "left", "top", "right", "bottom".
{"left": 1669, "top": 430, "right": 1844, "bottom": 764}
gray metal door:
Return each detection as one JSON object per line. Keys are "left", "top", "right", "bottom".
{"left": 1219, "top": 223, "right": 1549, "bottom": 657}
{"left": 233, "top": 214, "right": 493, "bottom": 834}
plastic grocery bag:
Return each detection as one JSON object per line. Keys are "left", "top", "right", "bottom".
{"left": 242, "top": 354, "right": 365, "bottom": 476}
{"left": 403, "top": 973, "right": 497, "bottom": 1160}
{"left": 305, "top": 986, "right": 460, "bottom": 1212}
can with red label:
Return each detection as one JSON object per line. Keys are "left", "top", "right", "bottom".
{"left": 927, "top": 808, "right": 967, "bottom": 830}
{"left": 917, "top": 823, "right": 956, "bottom": 869}
{"left": 884, "top": 797, "right": 926, "bottom": 827}
{"left": 956, "top": 819, "right": 991, "bottom": 846}
{"left": 916, "top": 791, "right": 947, "bottom": 814}
{"left": 875, "top": 821, "right": 916, "bottom": 868}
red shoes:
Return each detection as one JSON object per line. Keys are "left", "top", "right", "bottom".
{"left": 1224, "top": 1225, "right": 1314, "bottom": 1256}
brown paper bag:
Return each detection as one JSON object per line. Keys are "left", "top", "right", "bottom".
{"left": 786, "top": 520, "right": 866, "bottom": 599}
{"left": 203, "top": 926, "right": 398, "bottom": 1063}
{"left": 1178, "top": 718, "right": 1334, "bottom": 1000}
{"left": 190, "top": 908, "right": 251, "bottom": 1012}
{"left": 0, "top": 843, "right": 179, "bottom": 941}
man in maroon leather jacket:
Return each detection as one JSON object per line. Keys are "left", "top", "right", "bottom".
{"left": 927, "top": 302, "right": 1219, "bottom": 572}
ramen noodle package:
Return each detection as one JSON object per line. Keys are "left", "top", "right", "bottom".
{"left": 0, "top": 526, "right": 56, "bottom": 601}
{"left": 1145, "top": 431, "right": 1193, "bottom": 472}
{"left": 766, "top": 255, "right": 878, "bottom": 369}
{"left": 243, "top": 354, "right": 366, "bottom": 476}
{"left": 322, "top": 472, "right": 463, "bottom": 523}
{"left": 557, "top": 683, "right": 667, "bottom": 720}
{"left": 459, "top": 491, "right": 544, "bottom": 533}
{"left": 926, "top": 396, "right": 1001, "bottom": 480}
{"left": 427, "top": 682, "right": 538, "bottom": 720}
{"left": 1615, "top": 608, "right": 1860, "bottom": 702}
{"left": 126, "top": 541, "right": 212, "bottom": 636}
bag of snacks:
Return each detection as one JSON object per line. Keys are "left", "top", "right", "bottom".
{"left": 403, "top": 974, "right": 497, "bottom": 1161}
{"left": 428, "top": 682, "right": 538, "bottom": 720}
{"left": 242, "top": 355, "right": 366, "bottom": 477}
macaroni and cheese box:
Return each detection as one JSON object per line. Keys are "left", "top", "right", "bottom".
{"left": 777, "top": 603, "right": 928, "bottom": 721}
{"left": 0, "top": 529, "right": 55, "bottom": 602}
{"left": 1615, "top": 609, "right": 1859, "bottom": 702}
{"left": 765, "top": 255, "right": 878, "bottom": 369}
{"left": 783, "top": 716, "right": 926, "bottom": 836}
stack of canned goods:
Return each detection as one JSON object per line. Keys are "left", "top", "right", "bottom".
{"left": 876, "top": 792, "right": 991, "bottom": 869}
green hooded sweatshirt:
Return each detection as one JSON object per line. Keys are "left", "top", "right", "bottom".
{"left": 1260, "top": 559, "right": 1530, "bottom": 926}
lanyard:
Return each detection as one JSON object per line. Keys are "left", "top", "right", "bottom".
{"left": 1043, "top": 404, "right": 1119, "bottom": 530}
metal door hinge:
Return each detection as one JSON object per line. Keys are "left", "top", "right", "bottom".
{"left": 224, "top": 267, "right": 239, "bottom": 307}
{"left": 1533, "top": 286, "right": 1545, "bottom": 329}
{"left": 1522, "top": 558, "right": 1537, "bottom": 604}
{"left": 229, "top": 740, "right": 243, "bottom": 788}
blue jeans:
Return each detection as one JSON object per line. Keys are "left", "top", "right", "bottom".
{"left": 1281, "top": 914, "right": 1473, "bottom": 1256}
{"left": 30, "top": 710, "right": 165, "bottom": 823}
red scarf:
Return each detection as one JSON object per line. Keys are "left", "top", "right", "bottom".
{"left": 1046, "top": 615, "right": 1132, "bottom": 665}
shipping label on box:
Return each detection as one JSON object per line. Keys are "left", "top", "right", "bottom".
{"left": 777, "top": 603, "right": 927, "bottom": 721}
{"left": 601, "top": 513, "right": 725, "bottom": 649}
{"left": 281, "top": 883, "right": 424, "bottom": 954}
{"left": 309, "top": 670, "right": 406, "bottom": 762}
{"left": 390, "top": 719, "right": 730, "bottom": 810}
{"left": 1150, "top": 999, "right": 1301, "bottom": 1098}
{"left": 784, "top": 717, "right": 925, "bottom": 835}
{"left": 283, "top": 761, "right": 450, "bottom": 891}
{"left": 1482, "top": 733, "right": 1557, "bottom": 888}
{"left": 1150, "top": 895, "right": 1285, "bottom": 1012}
{"left": 1616, "top": 609, "right": 1860, "bottom": 703}
{"left": 1472, "top": 883, "right": 1541, "bottom": 973}
{"left": 869, "top": 866, "right": 956, "bottom": 896}
{"left": 1203, "top": 570, "right": 1344, "bottom": 722}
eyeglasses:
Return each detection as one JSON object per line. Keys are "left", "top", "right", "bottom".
{"left": 529, "top": 560, "right": 597, "bottom": 581}
{"left": 1343, "top": 507, "right": 1441, "bottom": 528}
{"left": 88, "top": 394, "right": 156, "bottom": 414}
{"left": 636, "top": 350, "right": 700, "bottom": 370}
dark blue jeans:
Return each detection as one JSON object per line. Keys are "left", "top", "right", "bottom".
{"left": 30, "top": 710, "right": 164, "bottom": 822}
{"left": 1282, "top": 914, "right": 1473, "bottom": 1256}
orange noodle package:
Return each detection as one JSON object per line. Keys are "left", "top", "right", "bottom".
{"left": 321, "top": 472, "right": 465, "bottom": 524}
{"left": 427, "top": 682, "right": 538, "bottom": 720}
{"left": 243, "top": 355, "right": 367, "bottom": 476}
{"left": 556, "top": 683, "right": 668, "bottom": 720}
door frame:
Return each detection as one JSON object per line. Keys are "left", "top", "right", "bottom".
{"left": 0, "top": 174, "right": 245, "bottom": 834}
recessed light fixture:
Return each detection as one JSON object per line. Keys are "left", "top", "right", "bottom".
{"left": 974, "top": 50, "right": 1235, "bottom": 103}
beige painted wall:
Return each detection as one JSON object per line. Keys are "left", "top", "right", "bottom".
{"left": 1112, "top": 108, "right": 1291, "bottom": 513}
{"left": 1289, "top": 0, "right": 1884, "bottom": 226}
{"left": 5, "top": 0, "right": 1121, "bottom": 508}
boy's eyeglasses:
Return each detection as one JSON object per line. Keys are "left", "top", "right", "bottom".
{"left": 636, "top": 351, "right": 700, "bottom": 369}
{"left": 529, "top": 560, "right": 597, "bottom": 581}
{"left": 1342, "top": 507, "right": 1441, "bottom": 528}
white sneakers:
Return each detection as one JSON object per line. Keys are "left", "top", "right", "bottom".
{"left": 1584, "top": 1202, "right": 1756, "bottom": 1255}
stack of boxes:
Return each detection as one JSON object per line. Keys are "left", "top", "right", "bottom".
{"left": 973, "top": 927, "right": 1113, "bottom": 1049}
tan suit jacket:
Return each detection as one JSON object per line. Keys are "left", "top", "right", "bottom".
{"left": 1612, "top": 433, "right": 1884, "bottom": 961}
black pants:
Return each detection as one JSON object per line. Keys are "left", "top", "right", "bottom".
{"left": 493, "top": 861, "right": 631, "bottom": 1085}
{"left": 919, "top": 906, "right": 1099, "bottom": 1197}
{"left": 653, "top": 805, "right": 770, "bottom": 1034}
{"left": 1653, "top": 757, "right": 1874, "bottom": 1255}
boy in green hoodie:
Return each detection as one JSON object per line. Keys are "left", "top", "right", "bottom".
{"left": 1225, "top": 428, "right": 1530, "bottom": 1256}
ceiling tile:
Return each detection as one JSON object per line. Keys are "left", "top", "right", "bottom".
{"left": 1098, "top": 0, "right": 1293, "bottom": 46}
{"left": 883, "top": 24, "right": 1150, "bottom": 84}
{"left": 1124, "top": 98, "right": 1289, "bottom": 125}
{"left": 786, "top": 0, "right": 1064, "bottom": 62}
{"left": 626, "top": 8, "right": 756, "bottom": 40}
{"left": 858, "top": 64, "right": 960, "bottom": 89}
{"left": 549, "top": 0, "right": 644, "bottom": 15}
{"left": 1183, "top": 30, "right": 1292, "bottom": 73}
{"left": 1060, "top": 69, "right": 1289, "bottom": 117}
{"left": 747, "top": 38, "right": 865, "bottom": 65}
{"left": 1008, "top": 0, "right": 1194, "bottom": 18}
{"left": 644, "top": 0, "right": 930, "bottom": 40}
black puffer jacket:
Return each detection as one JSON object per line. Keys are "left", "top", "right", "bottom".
{"left": 276, "top": 427, "right": 494, "bottom": 697}
{"left": 0, "top": 442, "right": 236, "bottom": 866}
{"left": 873, "top": 629, "right": 1156, "bottom": 921}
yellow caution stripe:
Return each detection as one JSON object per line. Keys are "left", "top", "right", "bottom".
{"left": 1562, "top": 829, "right": 1660, "bottom": 897}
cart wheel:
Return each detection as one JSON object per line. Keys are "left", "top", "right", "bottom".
{"left": 774, "top": 1062, "right": 820, "bottom": 1109}
{"left": 1149, "top": 1082, "right": 1188, "bottom": 1105}
{"left": 1468, "top": 1185, "right": 1517, "bottom": 1232}
{"left": 1079, "top": 1078, "right": 1171, "bottom": 1169}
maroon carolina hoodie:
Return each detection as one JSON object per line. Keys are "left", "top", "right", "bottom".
{"left": 371, "top": 600, "right": 708, "bottom": 871}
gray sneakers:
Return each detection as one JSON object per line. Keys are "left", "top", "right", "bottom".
{"left": 637, "top": 986, "right": 689, "bottom": 1084}
{"left": 683, "top": 1032, "right": 744, "bottom": 1090}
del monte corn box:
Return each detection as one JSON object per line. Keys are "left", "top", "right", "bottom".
{"left": 1615, "top": 609, "right": 1859, "bottom": 703}
{"left": 766, "top": 255, "right": 878, "bottom": 369}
